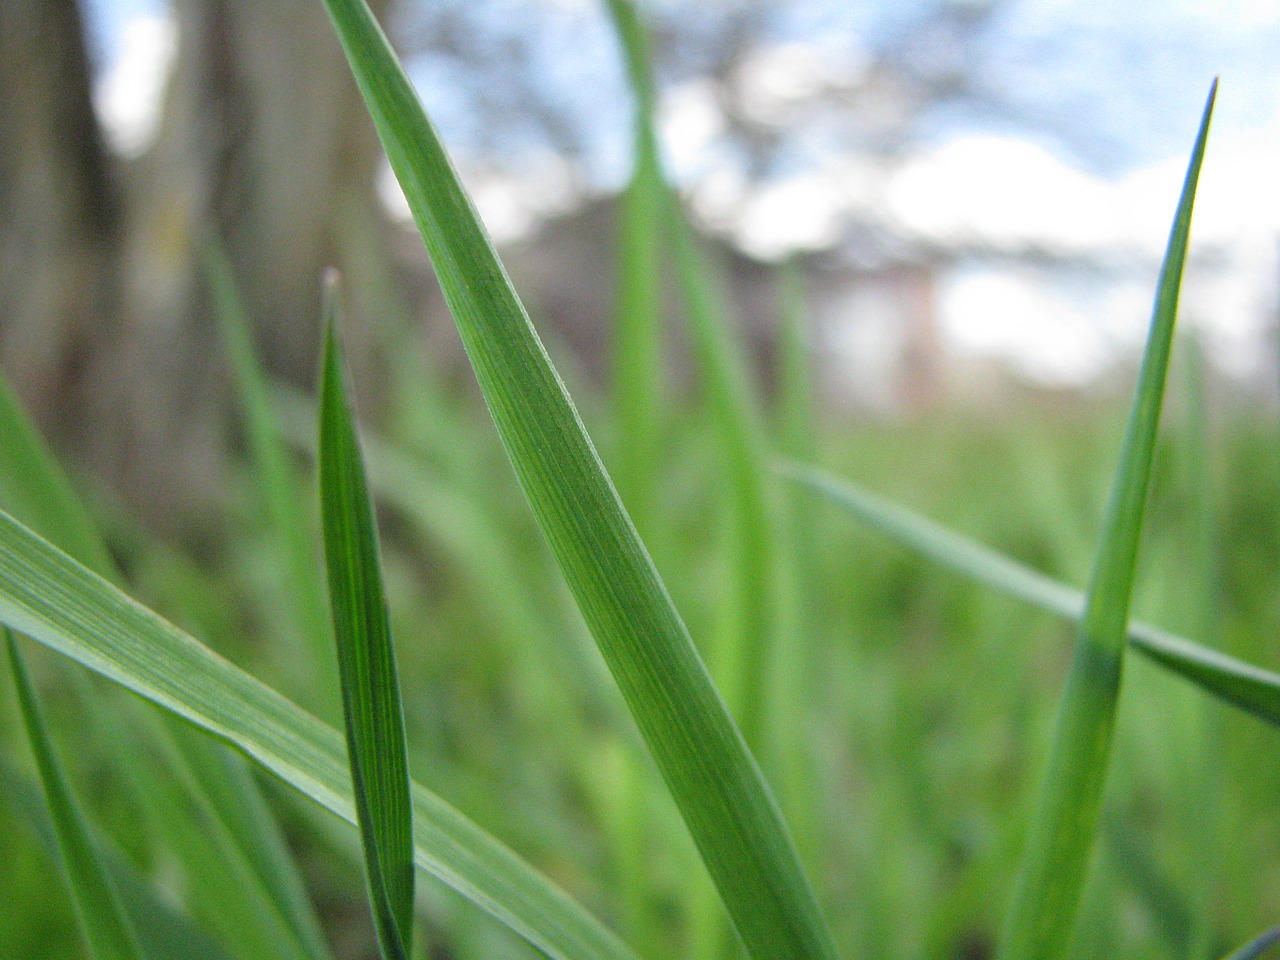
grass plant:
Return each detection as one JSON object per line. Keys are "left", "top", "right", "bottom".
{"left": 1, "top": 3, "right": 1277, "bottom": 960}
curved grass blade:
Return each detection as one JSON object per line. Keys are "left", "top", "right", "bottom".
{"left": 997, "top": 81, "right": 1215, "bottom": 960}
{"left": 317, "top": 3, "right": 837, "bottom": 958}
{"left": 0, "top": 375, "right": 113, "bottom": 578}
{"left": 0, "top": 506, "right": 638, "bottom": 960}
{"left": 778, "top": 461, "right": 1280, "bottom": 730}
{"left": 318, "top": 275, "right": 415, "bottom": 960}
{"left": 0, "top": 753, "right": 234, "bottom": 960}
{"left": 0, "top": 366, "right": 334, "bottom": 960}
{"left": 7, "top": 629, "right": 146, "bottom": 960}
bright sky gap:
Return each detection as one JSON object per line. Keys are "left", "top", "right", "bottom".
{"left": 85, "top": 0, "right": 1280, "bottom": 390}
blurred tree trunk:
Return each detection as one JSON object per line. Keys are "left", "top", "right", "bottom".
{"left": 101, "top": 0, "right": 394, "bottom": 526}
{"left": 1, "top": 0, "right": 394, "bottom": 529}
{"left": 0, "top": 0, "right": 122, "bottom": 457}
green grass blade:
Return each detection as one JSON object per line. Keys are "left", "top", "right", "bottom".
{"left": 7, "top": 629, "right": 146, "bottom": 960}
{"left": 997, "top": 81, "right": 1215, "bottom": 960}
{"left": 608, "top": 0, "right": 665, "bottom": 529}
{"left": 0, "top": 365, "right": 334, "bottom": 960}
{"left": 671, "top": 224, "right": 783, "bottom": 960}
{"left": 0, "top": 506, "right": 637, "bottom": 960}
{"left": 609, "top": 0, "right": 792, "bottom": 775}
{"left": 778, "top": 461, "right": 1280, "bottom": 729}
{"left": 0, "top": 376, "right": 114, "bottom": 578}
{"left": 668, "top": 215, "right": 782, "bottom": 748}
{"left": 156, "top": 720, "right": 335, "bottom": 960}
{"left": 768, "top": 262, "right": 819, "bottom": 860}
{"left": 106, "top": 712, "right": 317, "bottom": 960}
{"left": 273, "top": 382, "right": 605, "bottom": 734}
{"left": 606, "top": 8, "right": 819, "bottom": 951}
{"left": 612, "top": 0, "right": 784, "bottom": 753}
{"left": 318, "top": 274, "right": 415, "bottom": 960}
{"left": 603, "top": 4, "right": 680, "bottom": 948}
{"left": 317, "top": 3, "right": 837, "bottom": 958}
{"left": 0, "top": 754, "right": 234, "bottom": 960}
{"left": 1125, "top": 628, "right": 1280, "bottom": 726}
{"left": 205, "top": 240, "right": 333, "bottom": 701}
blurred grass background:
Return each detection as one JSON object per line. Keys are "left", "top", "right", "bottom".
{"left": 4, "top": 345, "right": 1280, "bottom": 958}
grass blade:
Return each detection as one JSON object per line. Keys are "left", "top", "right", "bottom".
{"left": 603, "top": 5, "right": 682, "bottom": 949}
{"left": 670, "top": 222, "right": 781, "bottom": 960}
{"left": 0, "top": 375, "right": 114, "bottom": 579}
{"left": 205, "top": 239, "right": 334, "bottom": 705}
{"left": 0, "top": 365, "right": 334, "bottom": 960}
{"left": 7, "top": 629, "right": 145, "bottom": 960}
{"left": 317, "top": 3, "right": 837, "bottom": 958}
{"left": 273, "top": 380, "right": 610, "bottom": 724}
{"left": 318, "top": 274, "right": 415, "bottom": 960}
{"left": 765, "top": 261, "right": 819, "bottom": 860}
{"left": 0, "top": 506, "right": 637, "bottom": 960}
{"left": 608, "top": 0, "right": 666, "bottom": 530}
{"left": 610, "top": 0, "right": 787, "bottom": 759}
{"left": 0, "top": 754, "right": 234, "bottom": 960}
{"left": 104, "top": 712, "right": 318, "bottom": 960}
{"left": 997, "top": 81, "right": 1215, "bottom": 960}
{"left": 779, "top": 461, "right": 1280, "bottom": 730}
{"left": 668, "top": 216, "right": 781, "bottom": 746}
{"left": 159, "top": 720, "right": 334, "bottom": 960}
{"left": 605, "top": 9, "right": 820, "bottom": 953}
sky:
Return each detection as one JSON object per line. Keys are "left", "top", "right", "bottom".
{"left": 78, "top": 0, "right": 1280, "bottom": 389}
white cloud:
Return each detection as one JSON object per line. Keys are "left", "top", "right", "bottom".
{"left": 735, "top": 174, "right": 846, "bottom": 259}
{"left": 732, "top": 37, "right": 868, "bottom": 126}
{"left": 658, "top": 79, "right": 725, "bottom": 177}
{"left": 940, "top": 268, "right": 1138, "bottom": 386}
{"left": 887, "top": 135, "right": 1117, "bottom": 253}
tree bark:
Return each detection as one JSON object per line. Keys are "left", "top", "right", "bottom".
{"left": 0, "top": 0, "right": 122, "bottom": 459}
{"left": 96, "top": 0, "right": 394, "bottom": 527}
{"left": 1, "top": 0, "right": 396, "bottom": 529}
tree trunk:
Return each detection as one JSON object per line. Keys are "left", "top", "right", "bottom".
{"left": 0, "top": 0, "right": 122, "bottom": 461}
{"left": 93, "top": 0, "right": 394, "bottom": 528}
{"left": 2, "top": 0, "right": 397, "bottom": 529}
